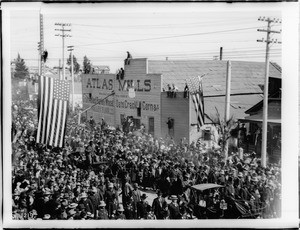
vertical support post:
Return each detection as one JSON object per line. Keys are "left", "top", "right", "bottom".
{"left": 71, "top": 50, "right": 74, "bottom": 112}
{"left": 261, "top": 20, "right": 271, "bottom": 168}
{"left": 39, "top": 13, "right": 44, "bottom": 76}
{"left": 59, "top": 59, "right": 61, "bottom": 80}
{"left": 225, "top": 60, "right": 231, "bottom": 122}
{"left": 62, "top": 26, "right": 65, "bottom": 80}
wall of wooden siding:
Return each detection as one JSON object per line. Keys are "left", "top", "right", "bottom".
{"left": 81, "top": 59, "right": 162, "bottom": 138}
{"left": 161, "top": 92, "right": 190, "bottom": 143}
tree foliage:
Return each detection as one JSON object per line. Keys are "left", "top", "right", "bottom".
{"left": 67, "top": 53, "right": 80, "bottom": 74}
{"left": 205, "top": 107, "right": 238, "bottom": 152}
{"left": 14, "top": 53, "right": 29, "bottom": 79}
{"left": 83, "top": 55, "right": 92, "bottom": 74}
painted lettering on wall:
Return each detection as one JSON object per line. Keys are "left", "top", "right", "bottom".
{"left": 115, "top": 99, "right": 159, "bottom": 111}
{"left": 118, "top": 79, "right": 151, "bottom": 92}
{"left": 86, "top": 78, "right": 113, "bottom": 90}
{"left": 86, "top": 78, "right": 151, "bottom": 92}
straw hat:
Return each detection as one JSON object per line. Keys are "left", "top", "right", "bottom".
{"left": 108, "top": 183, "right": 114, "bottom": 188}
{"left": 99, "top": 201, "right": 106, "bottom": 207}
{"left": 169, "top": 195, "right": 178, "bottom": 200}
{"left": 251, "top": 177, "right": 259, "bottom": 183}
{"left": 43, "top": 189, "right": 53, "bottom": 196}
{"left": 43, "top": 214, "right": 51, "bottom": 220}
{"left": 81, "top": 192, "right": 88, "bottom": 198}
{"left": 69, "top": 203, "right": 78, "bottom": 209}
{"left": 68, "top": 209, "right": 76, "bottom": 216}
{"left": 117, "top": 204, "right": 124, "bottom": 212}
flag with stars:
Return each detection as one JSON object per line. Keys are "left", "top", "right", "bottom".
{"left": 186, "top": 76, "right": 205, "bottom": 129}
{"left": 36, "top": 76, "right": 70, "bottom": 147}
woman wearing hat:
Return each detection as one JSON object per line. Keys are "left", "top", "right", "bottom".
{"left": 168, "top": 195, "right": 182, "bottom": 219}
{"left": 97, "top": 201, "right": 109, "bottom": 220}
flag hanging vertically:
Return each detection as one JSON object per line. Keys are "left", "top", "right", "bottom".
{"left": 186, "top": 75, "right": 205, "bottom": 128}
{"left": 36, "top": 76, "right": 70, "bottom": 147}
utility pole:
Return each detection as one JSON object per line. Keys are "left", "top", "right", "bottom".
{"left": 37, "top": 42, "right": 41, "bottom": 76}
{"left": 225, "top": 60, "right": 231, "bottom": 122}
{"left": 55, "top": 23, "right": 71, "bottom": 80}
{"left": 257, "top": 16, "right": 281, "bottom": 168}
{"left": 58, "top": 59, "right": 61, "bottom": 79}
{"left": 39, "top": 13, "right": 45, "bottom": 76}
{"left": 68, "top": 46, "right": 75, "bottom": 112}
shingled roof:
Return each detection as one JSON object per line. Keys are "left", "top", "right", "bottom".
{"left": 148, "top": 60, "right": 281, "bottom": 96}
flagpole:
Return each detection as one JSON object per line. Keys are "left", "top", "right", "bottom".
{"left": 76, "top": 91, "right": 115, "bottom": 125}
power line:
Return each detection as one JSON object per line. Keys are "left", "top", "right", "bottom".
{"left": 71, "top": 26, "right": 262, "bottom": 48}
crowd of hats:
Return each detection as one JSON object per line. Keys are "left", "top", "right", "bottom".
{"left": 11, "top": 99, "right": 281, "bottom": 220}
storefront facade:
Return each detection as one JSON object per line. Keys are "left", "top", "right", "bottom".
{"left": 82, "top": 58, "right": 164, "bottom": 139}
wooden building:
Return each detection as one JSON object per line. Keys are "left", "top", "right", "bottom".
{"left": 81, "top": 58, "right": 281, "bottom": 144}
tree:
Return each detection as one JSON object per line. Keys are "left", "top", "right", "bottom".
{"left": 83, "top": 55, "right": 92, "bottom": 74}
{"left": 67, "top": 53, "right": 80, "bottom": 74}
{"left": 13, "top": 53, "right": 29, "bottom": 79}
{"left": 205, "top": 107, "right": 238, "bottom": 162}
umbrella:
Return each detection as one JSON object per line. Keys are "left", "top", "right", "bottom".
{"left": 191, "top": 183, "right": 224, "bottom": 191}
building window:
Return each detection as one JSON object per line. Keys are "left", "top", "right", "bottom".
{"left": 137, "top": 107, "right": 141, "bottom": 117}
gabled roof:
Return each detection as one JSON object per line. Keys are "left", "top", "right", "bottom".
{"left": 204, "top": 94, "right": 264, "bottom": 121}
{"left": 148, "top": 60, "right": 281, "bottom": 96}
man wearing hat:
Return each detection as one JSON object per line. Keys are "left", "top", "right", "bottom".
{"left": 104, "top": 183, "right": 117, "bottom": 219}
{"left": 168, "top": 195, "right": 182, "bottom": 219}
{"left": 137, "top": 194, "right": 150, "bottom": 219}
{"left": 88, "top": 187, "right": 100, "bottom": 219}
{"left": 78, "top": 192, "right": 94, "bottom": 215}
{"left": 115, "top": 204, "right": 126, "bottom": 219}
{"left": 152, "top": 190, "right": 167, "bottom": 219}
{"left": 97, "top": 201, "right": 109, "bottom": 220}
{"left": 131, "top": 183, "right": 141, "bottom": 219}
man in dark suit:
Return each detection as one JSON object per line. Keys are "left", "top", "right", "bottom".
{"left": 137, "top": 194, "right": 150, "bottom": 219}
{"left": 152, "top": 190, "right": 167, "bottom": 219}
{"left": 168, "top": 195, "right": 182, "bottom": 219}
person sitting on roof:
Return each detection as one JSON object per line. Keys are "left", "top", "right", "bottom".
{"left": 125, "top": 51, "right": 132, "bottom": 65}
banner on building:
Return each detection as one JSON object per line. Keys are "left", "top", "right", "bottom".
{"left": 186, "top": 76, "right": 205, "bottom": 128}
{"left": 36, "top": 76, "right": 70, "bottom": 147}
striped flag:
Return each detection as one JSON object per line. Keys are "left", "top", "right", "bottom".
{"left": 36, "top": 76, "right": 70, "bottom": 148}
{"left": 186, "top": 76, "right": 205, "bottom": 128}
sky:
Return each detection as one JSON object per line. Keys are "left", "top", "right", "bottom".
{"left": 9, "top": 4, "right": 282, "bottom": 73}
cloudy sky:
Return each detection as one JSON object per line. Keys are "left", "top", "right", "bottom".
{"left": 6, "top": 3, "right": 284, "bottom": 73}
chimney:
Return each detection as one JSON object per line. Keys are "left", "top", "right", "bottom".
{"left": 220, "top": 47, "right": 223, "bottom": 60}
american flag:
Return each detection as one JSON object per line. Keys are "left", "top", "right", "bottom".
{"left": 186, "top": 76, "right": 205, "bottom": 128}
{"left": 36, "top": 76, "right": 70, "bottom": 147}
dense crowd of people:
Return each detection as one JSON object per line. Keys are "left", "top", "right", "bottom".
{"left": 11, "top": 97, "right": 281, "bottom": 220}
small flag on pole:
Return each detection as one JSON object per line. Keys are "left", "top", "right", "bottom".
{"left": 186, "top": 76, "right": 205, "bottom": 128}
{"left": 36, "top": 76, "right": 70, "bottom": 148}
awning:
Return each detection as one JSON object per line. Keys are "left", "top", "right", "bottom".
{"left": 240, "top": 114, "right": 281, "bottom": 124}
